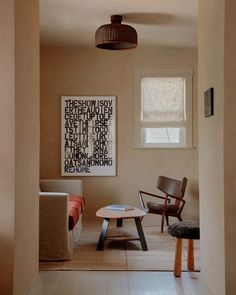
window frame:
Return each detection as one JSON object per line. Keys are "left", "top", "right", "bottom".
{"left": 141, "top": 127, "right": 186, "bottom": 148}
{"left": 134, "top": 68, "right": 193, "bottom": 149}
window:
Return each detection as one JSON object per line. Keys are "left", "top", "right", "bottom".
{"left": 134, "top": 69, "right": 193, "bottom": 148}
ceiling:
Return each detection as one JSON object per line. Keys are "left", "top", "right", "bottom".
{"left": 40, "top": 0, "right": 198, "bottom": 48}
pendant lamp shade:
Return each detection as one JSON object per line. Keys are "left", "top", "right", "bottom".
{"left": 95, "top": 15, "right": 137, "bottom": 50}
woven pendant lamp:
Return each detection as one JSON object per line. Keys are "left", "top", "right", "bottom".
{"left": 95, "top": 15, "right": 137, "bottom": 50}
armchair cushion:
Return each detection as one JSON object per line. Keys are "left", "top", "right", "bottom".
{"left": 147, "top": 201, "right": 179, "bottom": 213}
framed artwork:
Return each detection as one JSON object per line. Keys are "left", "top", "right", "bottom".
{"left": 204, "top": 88, "right": 214, "bottom": 117}
{"left": 61, "top": 96, "right": 116, "bottom": 176}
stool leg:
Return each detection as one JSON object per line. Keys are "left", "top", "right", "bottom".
{"left": 174, "top": 238, "right": 182, "bottom": 277}
{"left": 187, "top": 239, "right": 194, "bottom": 271}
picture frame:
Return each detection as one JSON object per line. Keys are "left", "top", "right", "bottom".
{"left": 204, "top": 88, "right": 214, "bottom": 117}
{"left": 61, "top": 96, "right": 116, "bottom": 176}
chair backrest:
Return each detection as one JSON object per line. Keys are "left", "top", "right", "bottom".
{"left": 157, "top": 176, "right": 188, "bottom": 201}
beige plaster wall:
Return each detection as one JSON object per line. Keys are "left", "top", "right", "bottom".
{"left": 0, "top": 1, "right": 15, "bottom": 293}
{"left": 198, "top": 0, "right": 225, "bottom": 294}
{"left": 13, "top": 0, "right": 40, "bottom": 294}
{"left": 224, "top": 0, "right": 236, "bottom": 293}
{"left": 0, "top": 1, "right": 39, "bottom": 294}
{"left": 40, "top": 46, "right": 199, "bottom": 223}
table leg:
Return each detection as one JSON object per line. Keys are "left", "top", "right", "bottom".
{"left": 135, "top": 217, "right": 148, "bottom": 251}
{"left": 97, "top": 218, "right": 110, "bottom": 251}
{"left": 117, "top": 218, "right": 123, "bottom": 227}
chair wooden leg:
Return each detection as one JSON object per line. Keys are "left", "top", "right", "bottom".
{"left": 187, "top": 239, "right": 194, "bottom": 271}
{"left": 177, "top": 215, "right": 183, "bottom": 222}
{"left": 161, "top": 213, "right": 165, "bottom": 233}
{"left": 174, "top": 238, "right": 182, "bottom": 277}
{"left": 165, "top": 215, "right": 169, "bottom": 226}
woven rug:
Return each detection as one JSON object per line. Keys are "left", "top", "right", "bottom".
{"left": 39, "top": 221, "right": 200, "bottom": 271}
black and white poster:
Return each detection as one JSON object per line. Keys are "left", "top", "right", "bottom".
{"left": 61, "top": 96, "right": 116, "bottom": 176}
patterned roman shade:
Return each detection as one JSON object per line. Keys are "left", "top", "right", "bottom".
{"left": 141, "top": 77, "right": 186, "bottom": 127}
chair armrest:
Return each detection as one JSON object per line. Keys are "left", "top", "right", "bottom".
{"left": 175, "top": 197, "right": 186, "bottom": 215}
{"left": 169, "top": 195, "right": 186, "bottom": 203}
{"left": 138, "top": 190, "right": 171, "bottom": 209}
{"left": 39, "top": 192, "right": 69, "bottom": 230}
{"left": 138, "top": 190, "right": 146, "bottom": 209}
{"left": 39, "top": 192, "right": 72, "bottom": 260}
{"left": 139, "top": 190, "right": 167, "bottom": 200}
{"left": 39, "top": 192, "right": 69, "bottom": 197}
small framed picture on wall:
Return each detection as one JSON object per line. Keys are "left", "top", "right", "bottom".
{"left": 61, "top": 96, "right": 116, "bottom": 176}
{"left": 204, "top": 87, "right": 214, "bottom": 117}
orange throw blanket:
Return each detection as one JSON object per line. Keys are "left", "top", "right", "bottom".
{"left": 68, "top": 195, "right": 85, "bottom": 230}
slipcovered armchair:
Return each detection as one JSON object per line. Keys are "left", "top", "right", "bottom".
{"left": 139, "top": 176, "right": 188, "bottom": 233}
{"left": 39, "top": 180, "right": 84, "bottom": 261}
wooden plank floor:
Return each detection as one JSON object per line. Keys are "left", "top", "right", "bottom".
{"left": 28, "top": 271, "right": 211, "bottom": 295}
{"left": 34, "top": 220, "right": 207, "bottom": 294}
{"left": 39, "top": 220, "right": 200, "bottom": 271}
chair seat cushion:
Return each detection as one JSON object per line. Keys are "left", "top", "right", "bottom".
{"left": 147, "top": 201, "right": 179, "bottom": 213}
{"left": 68, "top": 195, "right": 85, "bottom": 230}
{"left": 168, "top": 221, "right": 200, "bottom": 240}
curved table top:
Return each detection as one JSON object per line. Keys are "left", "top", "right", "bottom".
{"left": 96, "top": 207, "right": 146, "bottom": 219}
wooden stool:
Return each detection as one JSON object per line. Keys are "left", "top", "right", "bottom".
{"left": 168, "top": 221, "right": 200, "bottom": 277}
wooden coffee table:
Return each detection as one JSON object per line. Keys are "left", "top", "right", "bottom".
{"left": 96, "top": 206, "right": 148, "bottom": 251}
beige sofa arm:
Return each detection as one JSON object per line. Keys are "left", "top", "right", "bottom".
{"left": 39, "top": 192, "right": 69, "bottom": 197}
{"left": 39, "top": 192, "right": 72, "bottom": 261}
{"left": 40, "top": 179, "right": 83, "bottom": 195}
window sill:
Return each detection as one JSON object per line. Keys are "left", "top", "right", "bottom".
{"left": 134, "top": 146, "right": 196, "bottom": 150}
